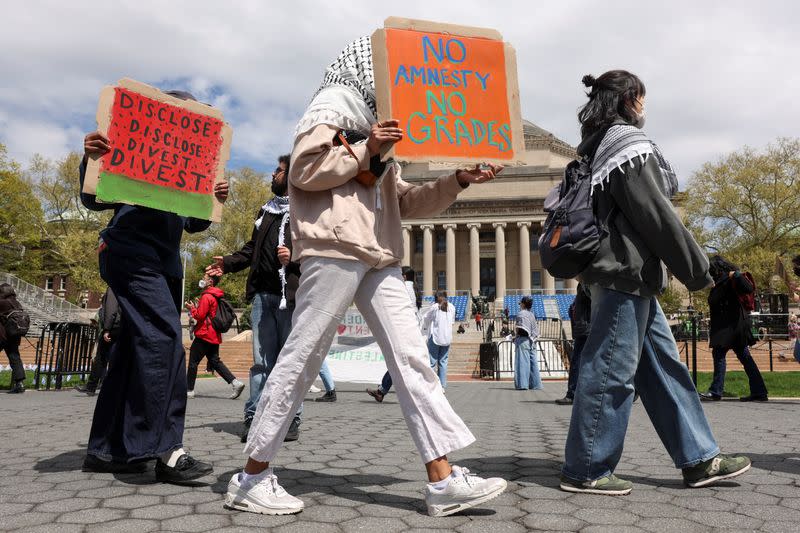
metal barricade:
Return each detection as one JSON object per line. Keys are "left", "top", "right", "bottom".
{"left": 489, "top": 318, "right": 570, "bottom": 380}
{"left": 33, "top": 322, "right": 98, "bottom": 390}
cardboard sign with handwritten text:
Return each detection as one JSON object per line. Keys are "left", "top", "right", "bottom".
{"left": 372, "top": 18, "right": 523, "bottom": 164}
{"left": 82, "top": 78, "right": 232, "bottom": 222}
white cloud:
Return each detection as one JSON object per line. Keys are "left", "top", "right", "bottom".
{"left": 1, "top": 0, "right": 798, "bottom": 179}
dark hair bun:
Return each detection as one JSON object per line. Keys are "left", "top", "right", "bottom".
{"left": 582, "top": 74, "right": 596, "bottom": 88}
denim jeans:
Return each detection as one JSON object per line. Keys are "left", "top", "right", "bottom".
{"left": 427, "top": 337, "right": 449, "bottom": 388}
{"left": 566, "top": 335, "right": 587, "bottom": 399}
{"left": 318, "top": 359, "right": 335, "bottom": 392}
{"left": 563, "top": 285, "right": 719, "bottom": 481}
{"left": 709, "top": 345, "right": 768, "bottom": 397}
{"left": 245, "top": 292, "right": 302, "bottom": 424}
{"left": 378, "top": 371, "right": 393, "bottom": 394}
{"left": 514, "top": 336, "right": 542, "bottom": 390}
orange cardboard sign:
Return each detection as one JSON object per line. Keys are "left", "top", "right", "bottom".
{"left": 372, "top": 18, "right": 523, "bottom": 164}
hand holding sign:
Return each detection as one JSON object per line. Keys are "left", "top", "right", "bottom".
{"left": 456, "top": 163, "right": 504, "bottom": 187}
{"left": 367, "top": 119, "right": 404, "bottom": 157}
{"left": 84, "top": 131, "right": 111, "bottom": 156}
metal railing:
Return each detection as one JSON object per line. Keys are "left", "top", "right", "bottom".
{"left": 33, "top": 322, "right": 98, "bottom": 390}
{"left": 480, "top": 318, "right": 570, "bottom": 379}
{"left": 0, "top": 272, "right": 83, "bottom": 320}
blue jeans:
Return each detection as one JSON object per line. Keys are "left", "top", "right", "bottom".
{"left": 245, "top": 292, "right": 301, "bottom": 423}
{"left": 566, "top": 335, "right": 587, "bottom": 399}
{"left": 709, "top": 345, "right": 768, "bottom": 397}
{"left": 378, "top": 371, "right": 393, "bottom": 394}
{"left": 427, "top": 337, "right": 449, "bottom": 388}
{"left": 563, "top": 285, "right": 719, "bottom": 481}
{"left": 318, "top": 359, "right": 335, "bottom": 392}
{"left": 514, "top": 336, "right": 542, "bottom": 390}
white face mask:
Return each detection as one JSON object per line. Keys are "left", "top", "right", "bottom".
{"left": 198, "top": 280, "right": 207, "bottom": 289}
{"left": 634, "top": 108, "right": 646, "bottom": 129}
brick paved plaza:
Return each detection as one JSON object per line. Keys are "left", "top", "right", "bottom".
{"left": 1, "top": 379, "right": 798, "bottom": 532}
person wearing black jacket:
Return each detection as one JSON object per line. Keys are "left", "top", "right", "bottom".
{"left": 0, "top": 283, "right": 26, "bottom": 394}
{"left": 700, "top": 256, "right": 768, "bottom": 402}
{"left": 207, "top": 154, "right": 319, "bottom": 443}
{"left": 76, "top": 287, "right": 120, "bottom": 396}
{"left": 561, "top": 71, "right": 750, "bottom": 496}
{"left": 78, "top": 89, "right": 228, "bottom": 484}
{"left": 556, "top": 284, "right": 591, "bottom": 405}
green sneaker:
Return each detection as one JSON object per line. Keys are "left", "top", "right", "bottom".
{"left": 559, "top": 474, "right": 633, "bottom": 495}
{"left": 682, "top": 454, "right": 751, "bottom": 488}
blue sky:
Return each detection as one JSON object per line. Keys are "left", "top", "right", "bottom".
{"left": 2, "top": 1, "right": 798, "bottom": 183}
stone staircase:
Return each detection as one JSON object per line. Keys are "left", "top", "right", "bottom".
{"left": 1, "top": 272, "right": 88, "bottom": 337}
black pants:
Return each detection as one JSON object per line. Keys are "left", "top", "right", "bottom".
{"left": 2, "top": 336, "right": 25, "bottom": 382}
{"left": 85, "top": 338, "right": 113, "bottom": 391}
{"left": 87, "top": 251, "right": 187, "bottom": 462}
{"left": 566, "top": 335, "right": 587, "bottom": 399}
{"left": 187, "top": 337, "right": 235, "bottom": 390}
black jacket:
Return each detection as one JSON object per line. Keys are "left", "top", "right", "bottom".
{"left": 79, "top": 158, "right": 211, "bottom": 279}
{"left": 99, "top": 288, "right": 121, "bottom": 340}
{"left": 708, "top": 272, "right": 754, "bottom": 350}
{"left": 577, "top": 126, "right": 712, "bottom": 297}
{"left": 222, "top": 208, "right": 301, "bottom": 304}
{"left": 0, "top": 285, "right": 22, "bottom": 344}
{"left": 569, "top": 284, "right": 592, "bottom": 339}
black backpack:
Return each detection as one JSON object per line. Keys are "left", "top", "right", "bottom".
{"left": 3, "top": 304, "right": 30, "bottom": 338}
{"left": 210, "top": 295, "right": 236, "bottom": 334}
{"left": 538, "top": 158, "right": 605, "bottom": 279}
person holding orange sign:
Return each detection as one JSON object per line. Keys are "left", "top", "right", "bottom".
{"left": 224, "top": 36, "right": 507, "bottom": 518}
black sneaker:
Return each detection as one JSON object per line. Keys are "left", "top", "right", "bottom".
{"left": 7, "top": 380, "right": 25, "bottom": 394}
{"left": 315, "top": 390, "right": 337, "bottom": 402}
{"left": 155, "top": 454, "right": 213, "bottom": 484}
{"left": 699, "top": 392, "right": 722, "bottom": 402}
{"left": 739, "top": 394, "right": 768, "bottom": 402}
{"left": 75, "top": 384, "right": 96, "bottom": 396}
{"left": 554, "top": 395, "right": 573, "bottom": 405}
{"left": 82, "top": 454, "right": 147, "bottom": 474}
{"left": 284, "top": 419, "right": 300, "bottom": 442}
{"left": 240, "top": 418, "right": 252, "bottom": 444}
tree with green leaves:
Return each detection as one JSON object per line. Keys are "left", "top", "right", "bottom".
{"left": 684, "top": 137, "right": 800, "bottom": 291}
{"left": 0, "top": 144, "right": 46, "bottom": 281}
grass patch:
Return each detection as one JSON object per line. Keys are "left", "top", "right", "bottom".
{"left": 0, "top": 370, "right": 84, "bottom": 390}
{"left": 694, "top": 371, "right": 800, "bottom": 398}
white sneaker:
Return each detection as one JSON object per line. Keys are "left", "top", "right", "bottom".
{"left": 187, "top": 390, "right": 195, "bottom": 399}
{"left": 224, "top": 469, "right": 304, "bottom": 515}
{"left": 425, "top": 465, "right": 507, "bottom": 517}
{"left": 308, "top": 384, "right": 322, "bottom": 393}
{"left": 230, "top": 379, "right": 245, "bottom": 400}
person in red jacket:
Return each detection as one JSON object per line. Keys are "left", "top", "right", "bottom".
{"left": 186, "top": 274, "right": 245, "bottom": 399}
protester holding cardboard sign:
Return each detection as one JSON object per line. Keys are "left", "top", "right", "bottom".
{"left": 78, "top": 88, "right": 228, "bottom": 485}
{"left": 225, "top": 29, "right": 507, "bottom": 518}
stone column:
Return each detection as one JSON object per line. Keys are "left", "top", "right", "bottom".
{"left": 421, "top": 224, "right": 434, "bottom": 296}
{"left": 444, "top": 224, "right": 457, "bottom": 295}
{"left": 517, "top": 221, "right": 531, "bottom": 293}
{"left": 566, "top": 277, "right": 579, "bottom": 291}
{"left": 542, "top": 269, "right": 555, "bottom": 294}
{"left": 401, "top": 225, "right": 412, "bottom": 267}
{"left": 493, "top": 222, "right": 507, "bottom": 305}
{"left": 467, "top": 223, "right": 481, "bottom": 297}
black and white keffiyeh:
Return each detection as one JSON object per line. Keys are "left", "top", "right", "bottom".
{"left": 255, "top": 196, "right": 291, "bottom": 309}
{"left": 294, "top": 36, "right": 378, "bottom": 139}
{"left": 590, "top": 125, "right": 678, "bottom": 198}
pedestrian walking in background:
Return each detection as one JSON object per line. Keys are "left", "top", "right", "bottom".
{"left": 186, "top": 273, "right": 245, "bottom": 400}
{"left": 76, "top": 287, "right": 120, "bottom": 396}
{"left": 513, "top": 296, "right": 541, "bottom": 390}
{"left": 700, "top": 256, "right": 768, "bottom": 402}
{"left": 423, "top": 291, "right": 456, "bottom": 390}
{"left": 0, "top": 283, "right": 28, "bottom": 394}
{"left": 556, "top": 284, "right": 591, "bottom": 405}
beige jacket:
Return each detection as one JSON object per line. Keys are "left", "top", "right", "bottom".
{"left": 288, "top": 124, "right": 466, "bottom": 269}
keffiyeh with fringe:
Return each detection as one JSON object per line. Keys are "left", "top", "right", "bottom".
{"left": 590, "top": 125, "right": 678, "bottom": 198}
{"left": 255, "top": 196, "right": 291, "bottom": 309}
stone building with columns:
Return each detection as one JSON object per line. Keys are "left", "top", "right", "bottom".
{"left": 399, "top": 120, "right": 580, "bottom": 305}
